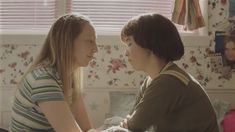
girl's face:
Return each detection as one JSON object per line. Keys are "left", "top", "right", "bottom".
{"left": 224, "top": 41, "right": 235, "bottom": 61}
{"left": 123, "top": 36, "right": 150, "bottom": 71}
{"left": 73, "top": 24, "right": 98, "bottom": 67}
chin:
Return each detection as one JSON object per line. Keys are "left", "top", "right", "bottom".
{"left": 77, "top": 61, "right": 90, "bottom": 67}
{"left": 82, "top": 63, "right": 90, "bottom": 67}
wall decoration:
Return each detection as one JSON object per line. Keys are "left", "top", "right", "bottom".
{"left": 229, "top": 0, "right": 235, "bottom": 19}
{"left": 215, "top": 31, "right": 235, "bottom": 69}
{"left": 209, "top": 31, "right": 235, "bottom": 79}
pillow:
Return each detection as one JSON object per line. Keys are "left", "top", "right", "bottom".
{"left": 109, "top": 91, "right": 137, "bottom": 118}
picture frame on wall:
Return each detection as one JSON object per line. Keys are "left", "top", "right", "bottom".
{"left": 229, "top": 0, "right": 235, "bottom": 20}
{"left": 214, "top": 31, "right": 235, "bottom": 74}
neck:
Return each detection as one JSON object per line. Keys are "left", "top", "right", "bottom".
{"left": 144, "top": 56, "right": 169, "bottom": 80}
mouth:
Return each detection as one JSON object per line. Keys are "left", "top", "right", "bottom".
{"left": 87, "top": 55, "right": 94, "bottom": 59}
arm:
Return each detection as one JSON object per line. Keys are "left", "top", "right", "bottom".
{"left": 129, "top": 77, "right": 149, "bottom": 114}
{"left": 29, "top": 69, "right": 86, "bottom": 132}
{"left": 39, "top": 101, "right": 83, "bottom": 132}
{"left": 71, "top": 94, "right": 92, "bottom": 132}
{"left": 120, "top": 77, "right": 150, "bottom": 128}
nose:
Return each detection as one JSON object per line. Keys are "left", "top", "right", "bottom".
{"left": 93, "top": 44, "right": 98, "bottom": 53}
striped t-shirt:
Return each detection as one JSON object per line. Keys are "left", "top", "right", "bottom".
{"left": 9, "top": 66, "right": 64, "bottom": 132}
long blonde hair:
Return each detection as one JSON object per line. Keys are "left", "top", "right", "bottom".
{"left": 28, "top": 14, "right": 91, "bottom": 99}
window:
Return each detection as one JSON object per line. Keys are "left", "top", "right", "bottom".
{"left": 0, "top": 0, "right": 57, "bottom": 33}
{"left": 0, "top": 0, "right": 208, "bottom": 35}
{"left": 69, "top": 0, "right": 174, "bottom": 34}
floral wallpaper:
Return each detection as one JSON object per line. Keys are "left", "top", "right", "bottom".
{"left": 83, "top": 45, "right": 146, "bottom": 89}
{"left": 206, "top": 0, "right": 235, "bottom": 88}
{"left": 0, "top": 1, "right": 234, "bottom": 90}
{"left": 0, "top": 44, "right": 40, "bottom": 86}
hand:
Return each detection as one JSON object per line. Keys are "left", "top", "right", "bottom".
{"left": 120, "top": 118, "right": 128, "bottom": 129}
{"left": 120, "top": 115, "right": 131, "bottom": 129}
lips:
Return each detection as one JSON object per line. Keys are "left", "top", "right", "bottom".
{"left": 87, "top": 55, "right": 94, "bottom": 59}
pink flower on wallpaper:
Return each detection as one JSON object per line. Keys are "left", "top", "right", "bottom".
{"left": 125, "top": 70, "right": 135, "bottom": 75}
{"left": 18, "top": 51, "right": 30, "bottom": 60}
{"left": 0, "top": 69, "right": 5, "bottom": 73}
{"left": 182, "top": 63, "right": 189, "bottom": 69}
{"left": 190, "top": 56, "right": 197, "bottom": 63}
{"left": 8, "top": 62, "right": 17, "bottom": 69}
{"left": 105, "top": 45, "right": 112, "bottom": 54}
{"left": 205, "top": 48, "right": 215, "bottom": 55}
{"left": 190, "top": 56, "right": 201, "bottom": 66}
{"left": 87, "top": 70, "right": 100, "bottom": 80}
{"left": 196, "top": 74, "right": 204, "bottom": 81}
{"left": 107, "top": 78, "right": 120, "bottom": 86}
{"left": 24, "top": 62, "right": 29, "bottom": 66}
{"left": 10, "top": 79, "right": 17, "bottom": 84}
{"left": 89, "top": 60, "right": 98, "bottom": 68}
{"left": 107, "top": 58, "right": 127, "bottom": 73}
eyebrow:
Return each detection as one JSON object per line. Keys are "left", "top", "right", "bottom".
{"left": 84, "top": 35, "right": 96, "bottom": 39}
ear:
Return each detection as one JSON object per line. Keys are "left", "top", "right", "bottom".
{"left": 146, "top": 49, "right": 152, "bottom": 56}
{"left": 149, "top": 50, "right": 159, "bottom": 59}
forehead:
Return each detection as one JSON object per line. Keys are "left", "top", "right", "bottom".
{"left": 80, "top": 24, "right": 96, "bottom": 38}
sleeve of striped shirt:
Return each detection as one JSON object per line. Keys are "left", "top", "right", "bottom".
{"left": 28, "top": 71, "right": 65, "bottom": 103}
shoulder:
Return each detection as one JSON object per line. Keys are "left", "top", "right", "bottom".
{"left": 140, "top": 74, "right": 185, "bottom": 103}
{"left": 23, "top": 66, "right": 61, "bottom": 87}
{"left": 33, "top": 66, "right": 58, "bottom": 78}
{"left": 150, "top": 74, "right": 185, "bottom": 90}
{"left": 146, "top": 68, "right": 189, "bottom": 94}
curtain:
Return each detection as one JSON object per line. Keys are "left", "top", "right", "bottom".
{"left": 171, "top": 0, "right": 205, "bottom": 31}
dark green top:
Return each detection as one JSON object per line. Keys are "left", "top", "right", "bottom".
{"left": 127, "top": 62, "right": 219, "bottom": 132}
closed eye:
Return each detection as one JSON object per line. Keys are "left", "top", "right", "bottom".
{"left": 86, "top": 39, "right": 95, "bottom": 44}
{"left": 90, "top": 40, "right": 94, "bottom": 44}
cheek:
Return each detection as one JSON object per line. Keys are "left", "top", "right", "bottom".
{"left": 135, "top": 49, "right": 148, "bottom": 58}
{"left": 74, "top": 49, "right": 82, "bottom": 59}
{"left": 73, "top": 43, "right": 84, "bottom": 58}
{"left": 128, "top": 47, "right": 142, "bottom": 57}
{"left": 232, "top": 52, "right": 235, "bottom": 58}
{"left": 128, "top": 49, "right": 136, "bottom": 58}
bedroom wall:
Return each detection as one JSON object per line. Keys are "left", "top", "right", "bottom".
{"left": 0, "top": 0, "right": 234, "bottom": 129}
